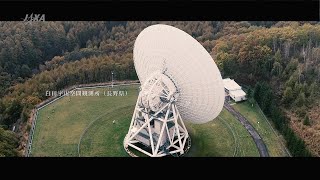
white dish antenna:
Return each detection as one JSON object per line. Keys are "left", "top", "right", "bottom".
{"left": 124, "top": 24, "right": 225, "bottom": 157}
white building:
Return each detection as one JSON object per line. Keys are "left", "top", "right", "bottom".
{"left": 223, "top": 78, "right": 247, "bottom": 102}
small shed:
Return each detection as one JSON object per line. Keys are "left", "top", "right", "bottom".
{"left": 223, "top": 78, "right": 247, "bottom": 102}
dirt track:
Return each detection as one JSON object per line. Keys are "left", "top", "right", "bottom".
{"left": 224, "top": 102, "right": 269, "bottom": 157}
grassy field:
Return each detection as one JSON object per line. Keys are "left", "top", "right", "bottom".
{"left": 79, "top": 106, "right": 259, "bottom": 157}
{"left": 232, "top": 101, "right": 289, "bottom": 157}
{"left": 185, "top": 109, "right": 259, "bottom": 157}
{"left": 79, "top": 105, "right": 133, "bottom": 157}
{"left": 218, "top": 109, "right": 259, "bottom": 156}
{"left": 32, "top": 85, "right": 139, "bottom": 156}
{"left": 31, "top": 84, "right": 281, "bottom": 157}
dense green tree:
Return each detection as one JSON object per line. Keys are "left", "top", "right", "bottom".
{"left": 282, "top": 87, "right": 294, "bottom": 105}
{"left": 253, "top": 81, "right": 312, "bottom": 157}
{"left": 274, "top": 49, "right": 282, "bottom": 62}
{"left": 303, "top": 115, "right": 311, "bottom": 126}
{"left": 294, "top": 92, "right": 306, "bottom": 107}
{"left": 253, "top": 82, "right": 262, "bottom": 103}
{"left": 271, "top": 61, "right": 282, "bottom": 76}
{"left": 20, "top": 64, "right": 31, "bottom": 77}
{"left": 0, "top": 127, "right": 19, "bottom": 157}
{"left": 2, "top": 100, "right": 22, "bottom": 126}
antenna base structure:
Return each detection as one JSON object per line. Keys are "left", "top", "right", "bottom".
{"left": 124, "top": 72, "right": 191, "bottom": 157}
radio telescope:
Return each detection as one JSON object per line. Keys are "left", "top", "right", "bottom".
{"left": 124, "top": 24, "right": 225, "bottom": 157}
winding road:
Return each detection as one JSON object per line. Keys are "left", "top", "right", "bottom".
{"left": 224, "top": 102, "right": 269, "bottom": 157}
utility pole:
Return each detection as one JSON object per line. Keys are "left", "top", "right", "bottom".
{"left": 111, "top": 71, "right": 114, "bottom": 88}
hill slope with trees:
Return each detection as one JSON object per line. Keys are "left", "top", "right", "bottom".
{"left": 0, "top": 21, "right": 319, "bottom": 156}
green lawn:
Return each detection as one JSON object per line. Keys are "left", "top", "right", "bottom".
{"left": 185, "top": 109, "right": 259, "bottom": 157}
{"left": 232, "top": 101, "right": 289, "bottom": 157}
{"left": 31, "top": 84, "right": 281, "bottom": 157}
{"left": 218, "top": 109, "right": 259, "bottom": 157}
{"left": 79, "top": 105, "right": 133, "bottom": 157}
{"left": 32, "top": 85, "right": 139, "bottom": 156}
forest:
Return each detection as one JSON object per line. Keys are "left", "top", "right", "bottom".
{"left": 0, "top": 21, "right": 319, "bottom": 157}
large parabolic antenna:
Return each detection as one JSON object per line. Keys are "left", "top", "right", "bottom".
{"left": 124, "top": 24, "right": 225, "bottom": 157}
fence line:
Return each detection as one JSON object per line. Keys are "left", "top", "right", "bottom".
{"left": 255, "top": 103, "right": 292, "bottom": 157}
{"left": 236, "top": 82, "right": 291, "bottom": 157}
{"left": 24, "top": 80, "right": 140, "bottom": 157}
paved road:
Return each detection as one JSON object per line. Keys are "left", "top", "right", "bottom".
{"left": 224, "top": 102, "right": 269, "bottom": 157}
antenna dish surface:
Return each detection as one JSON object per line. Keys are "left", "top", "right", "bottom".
{"left": 134, "top": 24, "right": 224, "bottom": 124}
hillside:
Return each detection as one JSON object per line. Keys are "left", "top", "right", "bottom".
{"left": 213, "top": 22, "right": 320, "bottom": 156}
{"left": 0, "top": 21, "right": 319, "bottom": 156}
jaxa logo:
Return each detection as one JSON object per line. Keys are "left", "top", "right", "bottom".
{"left": 22, "top": 13, "right": 45, "bottom": 24}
